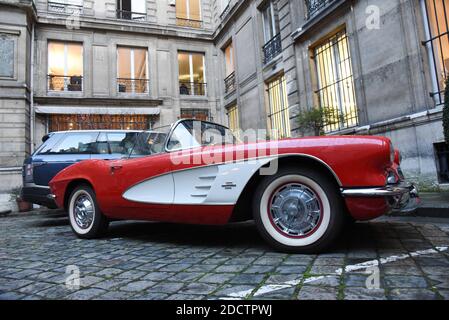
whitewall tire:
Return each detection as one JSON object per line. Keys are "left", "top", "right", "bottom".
{"left": 253, "top": 166, "right": 344, "bottom": 253}
{"left": 68, "top": 185, "right": 109, "bottom": 239}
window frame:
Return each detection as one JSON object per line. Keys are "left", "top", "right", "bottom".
{"left": 116, "top": 46, "right": 149, "bottom": 95}
{"left": 420, "top": 0, "right": 449, "bottom": 106}
{"left": 266, "top": 75, "right": 291, "bottom": 139}
{"left": 178, "top": 51, "right": 207, "bottom": 96}
{"left": 311, "top": 28, "right": 358, "bottom": 133}
{"left": 47, "top": 41, "right": 84, "bottom": 92}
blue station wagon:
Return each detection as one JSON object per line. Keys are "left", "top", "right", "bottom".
{"left": 21, "top": 130, "right": 149, "bottom": 208}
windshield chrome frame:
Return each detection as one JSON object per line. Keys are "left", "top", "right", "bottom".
{"left": 163, "top": 118, "right": 234, "bottom": 153}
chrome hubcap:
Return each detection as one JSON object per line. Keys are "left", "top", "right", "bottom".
{"left": 270, "top": 183, "right": 322, "bottom": 237}
{"left": 73, "top": 194, "right": 94, "bottom": 229}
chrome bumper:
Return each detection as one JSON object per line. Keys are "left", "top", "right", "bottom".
{"left": 341, "top": 182, "right": 420, "bottom": 214}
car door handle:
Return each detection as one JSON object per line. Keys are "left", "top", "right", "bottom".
{"left": 110, "top": 165, "right": 123, "bottom": 174}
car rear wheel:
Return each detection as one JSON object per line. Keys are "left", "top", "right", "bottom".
{"left": 68, "top": 185, "right": 109, "bottom": 239}
{"left": 253, "top": 166, "right": 344, "bottom": 253}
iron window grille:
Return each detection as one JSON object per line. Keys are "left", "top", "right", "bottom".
{"left": 176, "top": 18, "right": 202, "bottom": 28}
{"left": 263, "top": 33, "right": 282, "bottom": 64}
{"left": 224, "top": 71, "right": 236, "bottom": 94}
{"left": 180, "top": 108, "right": 211, "bottom": 121}
{"left": 267, "top": 75, "right": 291, "bottom": 139}
{"left": 305, "top": 0, "right": 336, "bottom": 20}
{"left": 179, "top": 81, "right": 207, "bottom": 96}
{"left": 49, "top": 114, "right": 152, "bottom": 131}
{"left": 117, "top": 78, "right": 149, "bottom": 94}
{"left": 422, "top": 0, "right": 449, "bottom": 106}
{"left": 313, "top": 29, "right": 358, "bottom": 133}
{"left": 47, "top": 75, "right": 83, "bottom": 92}
{"left": 47, "top": 1, "right": 83, "bottom": 15}
{"left": 116, "top": 10, "right": 147, "bottom": 21}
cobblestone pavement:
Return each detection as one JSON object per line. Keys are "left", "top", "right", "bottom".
{"left": 0, "top": 210, "right": 449, "bottom": 300}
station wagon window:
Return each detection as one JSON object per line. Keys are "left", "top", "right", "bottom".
{"left": 39, "top": 132, "right": 98, "bottom": 155}
{"left": 167, "top": 120, "right": 235, "bottom": 151}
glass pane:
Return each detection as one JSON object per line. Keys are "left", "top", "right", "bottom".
{"left": 131, "top": 0, "right": 145, "bottom": 13}
{"left": 167, "top": 120, "right": 202, "bottom": 150}
{"left": 191, "top": 53, "right": 204, "bottom": 83}
{"left": 426, "top": 0, "right": 449, "bottom": 94}
{"left": 47, "top": 133, "right": 98, "bottom": 154}
{"left": 48, "top": 42, "right": 65, "bottom": 76}
{"left": 176, "top": 0, "right": 188, "bottom": 19}
{"left": 67, "top": 43, "right": 83, "bottom": 76}
{"left": 225, "top": 43, "right": 234, "bottom": 76}
{"left": 189, "top": 0, "right": 201, "bottom": 20}
{"left": 263, "top": 4, "right": 274, "bottom": 42}
{"left": 108, "top": 132, "right": 138, "bottom": 155}
{"left": 178, "top": 52, "right": 190, "bottom": 82}
{"left": 133, "top": 48, "right": 147, "bottom": 79}
{"left": 117, "top": 47, "right": 131, "bottom": 79}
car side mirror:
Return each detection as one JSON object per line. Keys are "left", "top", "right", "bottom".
{"left": 42, "top": 134, "right": 50, "bottom": 143}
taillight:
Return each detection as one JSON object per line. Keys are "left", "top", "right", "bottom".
{"left": 24, "top": 164, "right": 33, "bottom": 183}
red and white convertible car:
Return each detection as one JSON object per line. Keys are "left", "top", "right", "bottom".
{"left": 49, "top": 119, "right": 419, "bottom": 253}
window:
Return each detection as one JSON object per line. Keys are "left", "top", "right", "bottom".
{"left": 0, "top": 34, "right": 15, "bottom": 78}
{"left": 131, "top": 131, "right": 168, "bottom": 157}
{"left": 267, "top": 75, "right": 291, "bottom": 139}
{"left": 305, "top": 0, "right": 336, "bottom": 20}
{"left": 224, "top": 42, "right": 236, "bottom": 93}
{"left": 313, "top": 29, "right": 358, "bottom": 132}
{"left": 261, "top": 1, "right": 282, "bottom": 64}
{"left": 48, "top": 0, "right": 83, "bottom": 15}
{"left": 435, "top": 142, "right": 449, "bottom": 183}
{"left": 167, "top": 120, "right": 235, "bottom": 151}
{"left": 180, "top": 108, "right": 210, "bottom": 121}
{"left": 116, "top": 0, "right": 146, "bottom": 20}
{"left": 176, "top": 0, "right": 202, "bottom": 28}
{"left": 47, "top": 41, "right": 83, "bottom": 92}
{"left": 422, "top": 0, "right": 449, "bottom": 105}
{"left": 262, "top": 1, "right": 280, "bottom": 43}
{"left": 117, "top": 47, "right": 148, "bottom": 94}
{"left": 226, "top": 104, "right": 240, "bottom": 134}
{"left": 39, "top": 132, "right": 98, "bottom": 155}
{"left": 95, "top": 132, "right": 140, "bottom": 156}
{"left": 48, "top": 114, "right": 151, "bottom": 131}
{"left": 178, "top": 52, "right": 206, "bottom": 96}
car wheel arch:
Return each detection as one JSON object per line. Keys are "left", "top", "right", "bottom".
{"left": 64, "top": 179, "right": 95, "bottom": 211}
{"left": 229, "top": 155, "right": 343, "bottom": 223}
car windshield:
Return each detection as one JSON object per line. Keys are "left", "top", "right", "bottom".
{"left": 166, "top": 119, "right": 237, "bottom": 151}
{"left": 129, "top": 130, "right": 169, "bottom": 158}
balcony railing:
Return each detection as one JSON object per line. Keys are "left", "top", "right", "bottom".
{"left": 47, "top": 75, "right": 83, "bottom": 92}
{"left": 305, "top": 0, "right": 336, "bottom": 20}
{"left": 117, "top": 78, "right": 149, "bottom": 94}
{"left": 176, "top": 17, "right": 202, "bottom": 28}
{"left": 224, "top": 71, "right": 236, "bottom": 94}
{"left": 179, "top": 81, "right": 207, "bottom": 96}
{"left": 263, "top": 33, "right": 282, "bottom": 64}
{"left": 116, "top": 10, "right": 146, "bottom": 21}
{"left": 48, "top": 1, "right": 83, "bottom": 15}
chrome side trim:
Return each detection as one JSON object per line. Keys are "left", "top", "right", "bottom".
{"left": 341, "top": 182, "right": 414, "bottom": 197}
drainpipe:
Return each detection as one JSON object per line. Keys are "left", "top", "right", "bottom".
{"left": 30, "top": 22, "right": 35, "bottom": 153}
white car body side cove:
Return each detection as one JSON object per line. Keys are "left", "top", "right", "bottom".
{"left": 122, "top": 157, "right": 277, "bottom": 205}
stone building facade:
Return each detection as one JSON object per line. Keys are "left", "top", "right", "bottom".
{"left": 0, "top": 0, "right": 447, "bottom": 196}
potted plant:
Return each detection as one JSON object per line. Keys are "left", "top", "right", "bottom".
{"left": 10, "top": 187, "right": 32, "bottom": 212}
{"left": 296, "top": 106, "right": 344, "bottom": 136}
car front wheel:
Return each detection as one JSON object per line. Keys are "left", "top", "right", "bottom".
{"left": 253, "top": 166, "right": 344, "bottom": 253}
{"left": 68, "top": 185, "right": 109, "bottom": 239}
